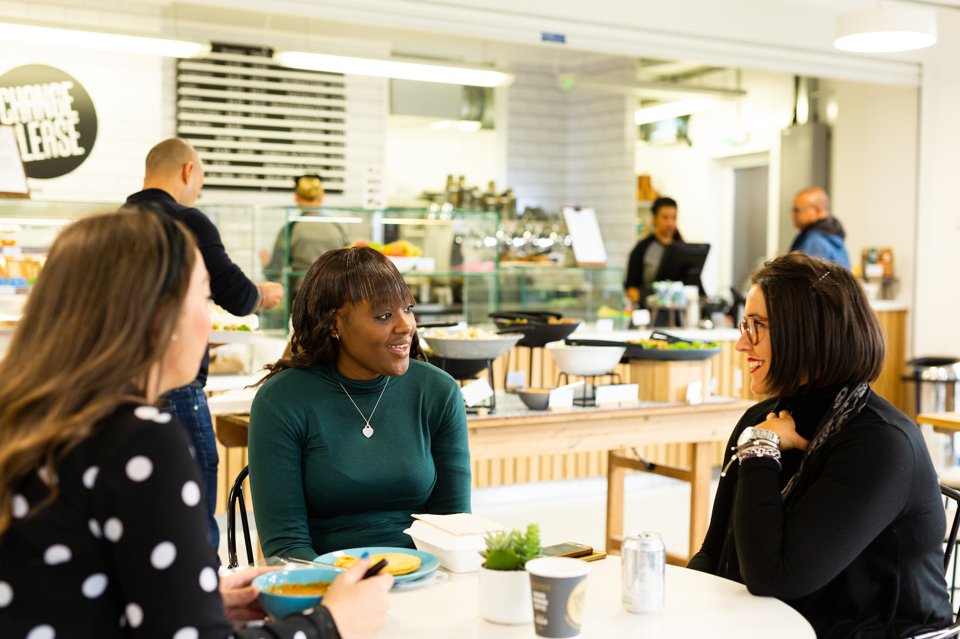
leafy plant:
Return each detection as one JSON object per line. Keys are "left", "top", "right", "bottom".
{"left": 480, "top": 524, "right": 542, "bottom": 571}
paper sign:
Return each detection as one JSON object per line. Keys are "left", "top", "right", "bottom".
{"left": 595, "top": 384, "right": 639, "bottom": 406}
{"left": 686, "top": 380, "right": 704, "bottom": 405}
{"left": 461, "top": 377, "right": 494, "bottom": 407}
{"left": 548, "top": 387, "right": 575, "bottom": 408}
{"left": 505, "top": 371, "right": 527, "bottom": 390}
{"left": 561, "top": 206, "right": 607, "bottom": 265}
{"left": 0, "top": 126, "right": 29, "bottom": 196}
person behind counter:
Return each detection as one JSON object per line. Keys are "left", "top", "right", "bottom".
{"left": 0, "top": 209, "right": 391, "bottom": 639}
{"left": 126, "top": 137, "right": 284, "bottom": 554}
{"left": 262, "top": 174, "right": 351, "bottom": 304}
{"left": 687, "top": 252, "right": 951, "bottom": 638}
{"left": 624, "top": 196, "right": 687, "bottom": 307}
{"left": 248, "top": 246, "right": 472, "bottom": 561}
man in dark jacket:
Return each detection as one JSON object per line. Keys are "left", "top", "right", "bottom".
{"left": 789, "top": 187, "right": 851, "bottom": 269}
{"left": 126, "top": 138, "right": 283, "bottom": 555}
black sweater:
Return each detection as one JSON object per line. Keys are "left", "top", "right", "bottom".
{"left": 688, "top": 387, "right": 952, "bottom": 638}
{"left": 126, "top": 189, "right": 260, "bottom": 384}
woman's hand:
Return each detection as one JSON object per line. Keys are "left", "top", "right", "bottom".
{"left": 761, "top": 410, "right": 810, "bottom": 451}
{"left": 220, "top": 565, "right": 279, "bottom": 624}
{"left": 323, "top": 557, "right": 393, "bottom": 639}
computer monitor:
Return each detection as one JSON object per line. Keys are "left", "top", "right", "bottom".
{"left": 654, "top": 242, "right": 710, "bottom": 287}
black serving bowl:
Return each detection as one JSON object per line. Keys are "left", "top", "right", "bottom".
{"left": 426, "top": 354, "right": 491, "bottom": 381}
{"left": 490, "top": 312, "right": 581, "bottom": 348}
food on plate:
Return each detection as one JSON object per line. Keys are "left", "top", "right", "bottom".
{"left": 211, "top": 323, "right": 251, "bottom": 331}
{"left": 348, "top": 240, "right": 385, "bottom": 251}
{"left": 209, "top": 305, "right": 259, "bottom": 332}
{"left": 628, "top": 339, "right": 719, "bottom": 350}
{"left": 546, "top": 317, "right": 579, "bottom": 324}
{"left": 334, "top": 552, "right": 421, "bottom": 576}
{"left": 424, "top": 327, "right": 503, "bottom": 340}
{"left": 382, "top": 240, "right": 423, "bottom": 258}
{"left": 265, "top": 581, "right": 331, "bottom": 596}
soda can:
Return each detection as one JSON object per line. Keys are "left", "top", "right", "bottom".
{"left": 621, "top": 530, "right": 665, "bottom": 613}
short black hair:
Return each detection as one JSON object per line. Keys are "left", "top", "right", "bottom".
{"left": 752, "top": 252, "right": 884, "bottom": 397}
{"left": 293, "top": 173, "right": 323, "bottom": 188}
{"left": 652, "top": 197, "right": 677, "bottom": 215}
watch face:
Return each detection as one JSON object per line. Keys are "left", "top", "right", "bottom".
{"left": 736, "top": 427, "right": 755, "bottom": 447}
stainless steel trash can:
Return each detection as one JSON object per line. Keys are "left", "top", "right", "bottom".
{"left": 903, "top": 357, "right": 960, "bottom": 417}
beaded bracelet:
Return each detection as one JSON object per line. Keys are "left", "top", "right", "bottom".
{"left": 736, "top": 441, "right": 782, "bottom": 470}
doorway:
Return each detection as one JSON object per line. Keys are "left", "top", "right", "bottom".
{"left": 731, "top": 165, "right": 769, "bottom": 293}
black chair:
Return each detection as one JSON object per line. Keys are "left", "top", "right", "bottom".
{"left": 906, "top": 486, "right": 960, "bottom": 639}
{"left": 226, "top": 465, "right": 255, "bottom": 570}
{"left": 943, "top": 485, "right": 960, "bottom": 612}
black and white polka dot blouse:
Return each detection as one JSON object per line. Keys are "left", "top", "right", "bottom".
{"left": 0, "top": 404, "right": 340, "bottom": 639}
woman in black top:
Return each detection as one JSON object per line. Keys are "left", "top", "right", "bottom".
{"left": 688, "top": 252, "right": 952, "bottom": 638}
{"left": 0, "top": 209, "right": 391, "bottom": 639}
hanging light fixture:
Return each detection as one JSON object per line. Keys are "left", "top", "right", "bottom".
{"left": 834, "top": 3, "right": 937, "bottom": 53}
{"left": 274, "top": 51, "right": 513, "bottom": 88}
{"left": 0, "top": 22, "right": 210, "bottom": 58}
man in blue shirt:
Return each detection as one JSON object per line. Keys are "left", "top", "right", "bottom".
{"left": 789, "top": 186, "right": 851, "bottom": 269}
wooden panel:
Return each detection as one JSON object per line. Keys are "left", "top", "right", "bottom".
{"left": 872, "top": 309, "right": 908, "bottom": 414}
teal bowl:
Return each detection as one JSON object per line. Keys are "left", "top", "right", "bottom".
{"left": 253, "top": 567, "right": 344, "bottom": 619}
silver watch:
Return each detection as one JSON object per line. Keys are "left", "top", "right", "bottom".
{"left": 737, "top": 426, "right": 781, "bottom": 449}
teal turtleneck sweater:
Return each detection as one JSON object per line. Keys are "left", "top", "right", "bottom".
{"left": 248, "top": 359, "right": 471, "bottom": 560}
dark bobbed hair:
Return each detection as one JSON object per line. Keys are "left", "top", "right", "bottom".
{"left": 752, "top": 252, "right": 884, "bottom": 397}
{"left": 652, "top": 196, "right": 678, "bottom": 216}
{"left": 260, "top": 246, "right": 425, "bottom": 382}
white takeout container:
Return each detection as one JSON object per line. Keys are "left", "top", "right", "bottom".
{"left": 403, "top": 520, "right": 486, "bottom": 573}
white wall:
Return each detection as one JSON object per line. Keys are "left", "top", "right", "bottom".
{"left": 822, "top": 79, "right": 919, "bottom": 312}
{"left": 915, "top": 10, "right": 960, "bottom": 357}
{"left": 384, "top": 121, "right": 501, "bottom": 203}
{"left": 0, "top": 25, "right": 166, "bottom": 203}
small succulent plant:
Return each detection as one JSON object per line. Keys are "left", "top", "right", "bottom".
{"left": 480, "top": 523, "right": 542, "bottom": 571}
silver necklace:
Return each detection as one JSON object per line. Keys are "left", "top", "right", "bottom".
{"left": 338, "top": 378, "right": 389, "bottom": 438}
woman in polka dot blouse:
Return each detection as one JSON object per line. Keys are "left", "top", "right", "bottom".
{"left": 0, "top": 209, "right": 391, "bottom": 639}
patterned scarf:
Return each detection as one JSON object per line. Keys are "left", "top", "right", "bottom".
{"left": 780, "top": 381, "right": 871, "bottom": 501}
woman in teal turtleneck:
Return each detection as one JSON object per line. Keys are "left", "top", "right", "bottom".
{"left": 248, "top": 247, "right": 471, "bottom": 560}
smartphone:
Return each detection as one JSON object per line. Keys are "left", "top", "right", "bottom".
{"left": 579, "top": 550, "right": 607, "bottom": 562}
{"left": 542, "top": 542, "right": 593, "bottom": 558}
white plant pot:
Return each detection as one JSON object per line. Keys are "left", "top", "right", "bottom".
{"left": 477, "top": 567, "right": 533, "bottom": 625}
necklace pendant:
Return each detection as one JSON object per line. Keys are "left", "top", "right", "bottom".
{"left": 362, "top": 423, "right": 374, "bottom": 438}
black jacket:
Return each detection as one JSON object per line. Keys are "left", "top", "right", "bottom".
{"left": 689, "top": 387, "right": 952, "bottom": 638}
{"left": 126, "top": 189, "right": 260, "bottom": 385}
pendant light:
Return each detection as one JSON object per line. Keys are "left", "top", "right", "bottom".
{"left": 834, "top": 3, "right": 937, "bottom": 53}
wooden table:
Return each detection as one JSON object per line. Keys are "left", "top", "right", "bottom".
{"left": 216, "top": 394, "right": 752, "bottom": 563}
{"left": 917, "top": 412, "right": 960, "bottom": 432}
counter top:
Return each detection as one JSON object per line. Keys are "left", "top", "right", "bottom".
{"left": 570, "top": 326, "right": 740, "bottom": 342}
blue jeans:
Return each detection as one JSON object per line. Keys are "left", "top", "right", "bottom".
{"left": 163, "top": 383, "right": 220, "bottom": 555}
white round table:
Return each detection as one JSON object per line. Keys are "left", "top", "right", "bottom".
{"left": 381, "top": 558, "right": 815, "bottom": 638}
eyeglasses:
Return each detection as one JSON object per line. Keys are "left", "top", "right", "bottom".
{"left": 738, "top": 315, "right": 768, "bottom": 346}
{"left": 791, "top": 205, "right": 812, "bottom": 214}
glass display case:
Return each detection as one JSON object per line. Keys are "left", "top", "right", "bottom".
{"left": 253, "top": 205, "right": 501, "bottom": 325}
{"left": 0, "top": 199, "right": 120, "bottom": 351}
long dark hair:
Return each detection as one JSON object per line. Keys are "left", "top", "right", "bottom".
{"left": 260, "top": 246, "right": 425, "bottom": 383}
{"left": 753, "top": 252, "right": 884, "bottom": 397}
{"left": 0, "top": 208, "right": 196, "bottom": 534}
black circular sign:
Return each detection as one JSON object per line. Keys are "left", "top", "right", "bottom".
{"left": 0, "top": 64, "right": 98, "bottom": 179}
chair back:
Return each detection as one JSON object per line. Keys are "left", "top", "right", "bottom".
{"left": 226, "top": 465, "right": 254, "bottom": 570}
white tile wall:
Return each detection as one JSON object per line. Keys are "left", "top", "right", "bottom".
{"left": 505, "top": 62, "right": 635, "bottom": 274}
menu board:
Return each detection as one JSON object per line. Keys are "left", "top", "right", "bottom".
{"left": 561, "top": 206, "right": 607, "bottom": 266}
{"left": 0, "top": 126, "right": 30, "bottom": 198}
